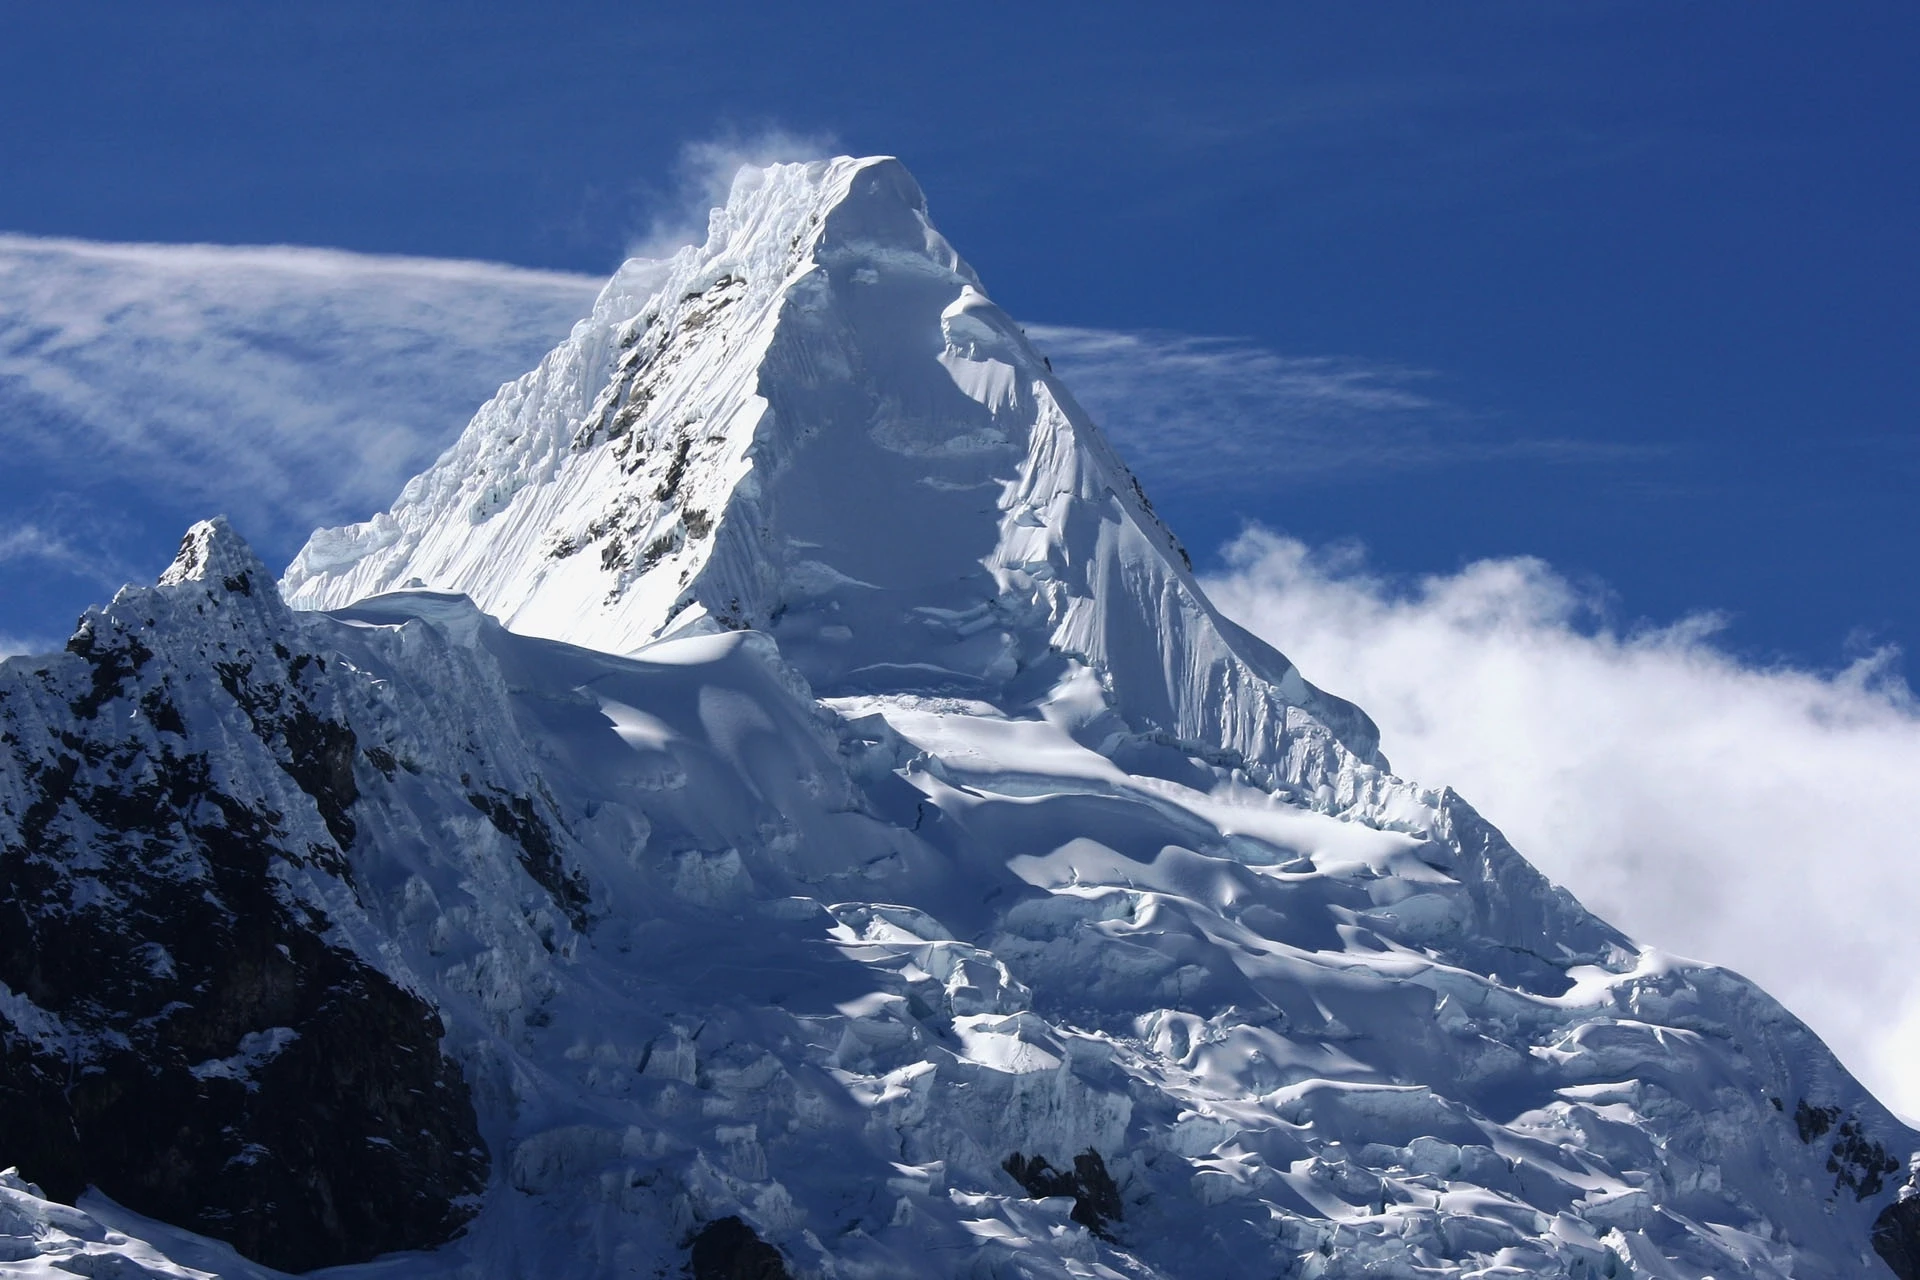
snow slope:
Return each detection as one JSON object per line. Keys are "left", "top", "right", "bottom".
{"left": 9, "top": 519, "right": 1916, "bottom": 1278}
{"left": 283, "top": 157, "right": 1382, "bottom": 800}
{"left": 0, "top": 159, "right": 1913, "bottom": 1278}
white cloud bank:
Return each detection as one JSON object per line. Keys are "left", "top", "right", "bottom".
{"left": 1205, "top": 529, "right": 1920, "bottom": 1120}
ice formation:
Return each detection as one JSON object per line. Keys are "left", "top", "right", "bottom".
{"left": 0, "top": 157, "right": 1913, "bottom": 1278}
{"left": 283, "top": 157, "right": 1381, "bottom": 795}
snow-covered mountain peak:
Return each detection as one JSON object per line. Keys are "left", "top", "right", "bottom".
{"left": 280, "top": 155, "right": 972, "bottom": 638}
{"left": 284, "top": 155, "right": 1383, "bottom": 796}
{"left": 7, "top": 159, "right": 1920, "bottom": 1277}
{"left": 157, "top": 515, "right": 272, "bottom": 593}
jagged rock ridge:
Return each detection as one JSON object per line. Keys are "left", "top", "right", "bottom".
{"left": 0, "top": 523, "right": 489, "bottom": 1270}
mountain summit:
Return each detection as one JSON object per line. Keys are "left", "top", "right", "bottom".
{"left": 1, "top": 159, "right": 1915, "bottom": 1279}
{"left": 283, "top": 157, "right": 1381, "bottom": 796}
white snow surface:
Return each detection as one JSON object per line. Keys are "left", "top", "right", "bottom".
{"left": 3, "top": 159, "right": 1912, "bottom": 1277}
{"left": 0, "top": 1169, "right": 213, "bottom": 1279}
{"left": 282, "top": 156, "right": 1383, "bottom": 799}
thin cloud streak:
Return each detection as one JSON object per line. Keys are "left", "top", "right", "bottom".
{"left": 1028, "top": 324, "right": 1657, "bottom": 491}
{"left": 0, "top": 234, "right": 603, "bottom": 547}
{"left": 0, "top": 523, "right": 113, "bottom": 582}
{"left": 1204, "top": 528, "right": 1920, "bottom": 1121}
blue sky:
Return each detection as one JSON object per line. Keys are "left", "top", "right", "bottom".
{"left": 5, "top": 5, "right": 1920, "bottom": 1111}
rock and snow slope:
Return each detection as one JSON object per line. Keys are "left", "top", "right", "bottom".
{"left": 0, "top": 157, "right": 1914, "bottom": 1278}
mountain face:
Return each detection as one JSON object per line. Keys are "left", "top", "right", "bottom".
{"left": 2, "top": 158, "right": 1915, "bottom": 1279}
{"left": 0, "top": 525, "right": 490, "bottom": 1271}
{"left": 282, "top": 157, "right": 1380, "bottom": 801}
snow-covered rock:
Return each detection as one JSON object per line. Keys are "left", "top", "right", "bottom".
{"left": 0, "top": 158, "right": 1912, "bottom": 1278}
{"left": 0, "top": 524, "right": 490, "bottom": 1271}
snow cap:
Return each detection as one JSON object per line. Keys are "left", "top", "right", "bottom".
{"left": 282, "top": 155, "right": 1386, "bottom": 782}
{"left": 158, "top": 516, "right": 272, "bottom": 595}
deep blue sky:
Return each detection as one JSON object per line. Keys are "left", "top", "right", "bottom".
{"left": 2, "top": 2, "right": 1915, "bottom": 674}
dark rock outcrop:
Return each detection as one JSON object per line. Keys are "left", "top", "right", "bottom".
{"left": 690, "top": 1216, "right": 791, "bottom": 1280}
{"left": 1003, "top": 1149, "right": 1124, "bottom": 1237}
{"left": 1876, "top": 1194, "right": 1920, "bottom": 1279}
{"left": 1794, "top": 1098, "right": 1903, "bottom": 1202}
{"left": 467, "top": 785, "right": 593, "bottom": 931}
{"left": 1796, "top": 1099, "right": 1840, "bottom": 1144}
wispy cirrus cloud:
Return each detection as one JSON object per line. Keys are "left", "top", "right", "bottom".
{"left": 1205, "top": 528, "right": 1920, "bottom": 1120}
{"left": 0, "top": 526, "right": 88, "bottom": 657}
{"left": 1028, "top": 324, "right": 1657, "bottom": 492}
{"left": 0, "top": 233, "right": 603, "bottom": 645}
{"left": 0, "top": 522, "right": 111, "bottom": 579}
{"left": 0, "top": 234, "right": 602, "bottom": 546}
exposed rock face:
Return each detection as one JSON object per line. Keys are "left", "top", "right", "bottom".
{"left": 1877, "top": 1195, "right": 1920, "bottom": 1280}
{"left": 0, "top": 522, "right": 489, "bottom": 1272}
{"left": 690, "top": 1216, "right": 792, "bottom": 1280}
{"left": 1004, "top": 1149, "right": 1123, "bottom": 1237}
{"left": 1875, "top": 1159, "right": 1920, "bottom": 1280}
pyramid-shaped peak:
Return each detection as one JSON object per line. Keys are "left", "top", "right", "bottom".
{"left": 285, "top": 156, "right": 1384, "bottom": 793}
{"left": 587, "top": 156, "right": 968, "bottom": 325}
{"left": 722, "top": 153, "right": 929, "bottom": 228}
{"left": 159, "top": 516, "right": 272, "bottom": 594}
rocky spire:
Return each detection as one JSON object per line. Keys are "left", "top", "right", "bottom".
{"left": 158, "top": 515, "right": 272, "bottom": 593}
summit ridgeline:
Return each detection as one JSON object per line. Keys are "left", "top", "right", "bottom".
{"left": 282, "top": 156, "right": 1382, "bottom": 802}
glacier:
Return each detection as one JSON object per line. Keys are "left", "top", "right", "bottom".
{"left": 0, "top": 156, "right": 1914, "bottom": 1278}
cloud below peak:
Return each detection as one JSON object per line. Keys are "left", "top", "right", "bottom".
{"left": 1204, "top": 527, "right": 1920, "bottom": 1120}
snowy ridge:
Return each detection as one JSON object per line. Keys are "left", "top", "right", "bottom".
{"left": 6, "top": 522, "right": 1917, "bottom": 1278}
{"left": 283, "top": 156, "right": 1382, "bottom": 799}
{"left": 2, "top": 156, "right": 1915, "bottom": 1278}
